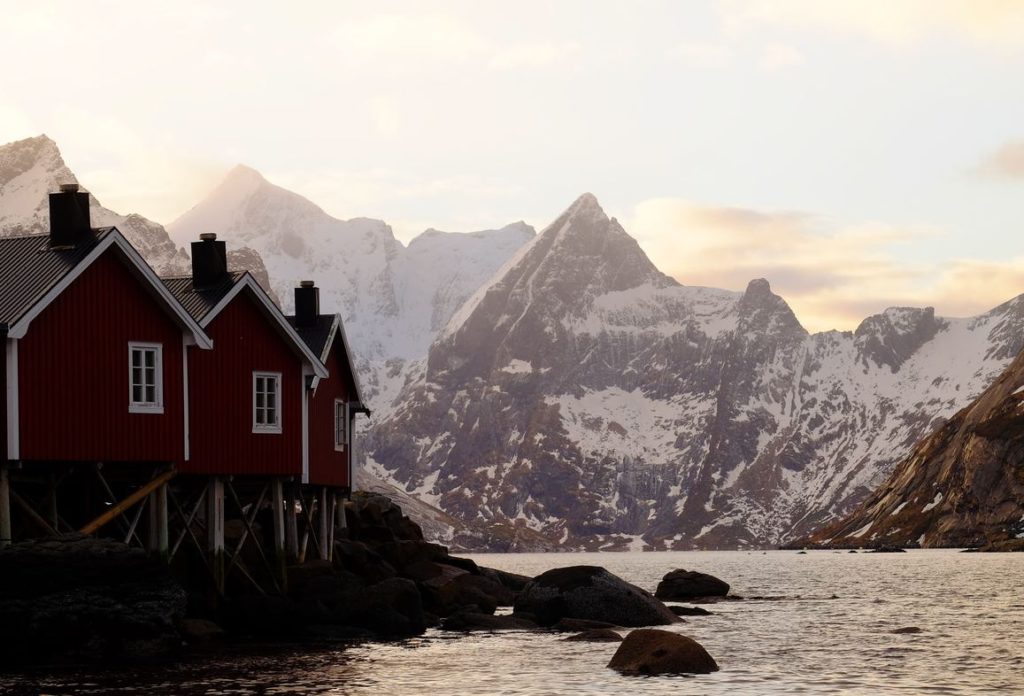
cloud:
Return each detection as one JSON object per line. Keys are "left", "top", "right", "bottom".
{"left": 760, "top": 43, "right": 804, "bottom": 71}
{"left": 665, "top": 42, "right": 733, "bottom": 69}
{"left": 719, "top": 0, "right": 1024, "bottom": 50}
{"left": 627, "top": 197, "right": 1024, "bottom": 332}
{"left": 975, "top": 140, "right": 1024, "bottom": 179}
{"left": 488, "top": 42, "right": 582, "bottom": 71}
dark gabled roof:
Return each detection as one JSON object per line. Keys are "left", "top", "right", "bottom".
{"left": 0, "top": 228, "right": 115, "bottom": 330}
{"left": 285, "top": 314, "right": 335, "bottom": 362}
{"left": 161, "top": 271, "right": 246, "bottom": 323}
{"left": 285, "top": 312, "right": 367, "bottom": 412}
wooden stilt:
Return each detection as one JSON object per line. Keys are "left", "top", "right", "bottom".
{"left": 147, "top": 490, "right": 159, "bottom": 552}
{"left": 318, "top": 487, "right": 330, "bottom": 561}
{"left": 327, "top": 493, "right": 338, "bottom": 562}
{"left": 336, "top": 492, "right": 347, "bottom": 530}
{"left": 155, "top": 483, "right": 169, "bottom": 559}
{"left": 271, "top": 478, "right": 287, "bottom": 589}
{"left": 285, "top": 483, "right": 299, "bottom": 562}
{"left": 0, "top": 465, "right": 11, "bottom": 548}
{"left": 207, "top": 477, "right": 225, "bottom": 594}
{"left": 47, "top": 472, "right": 59, "bottom": 531}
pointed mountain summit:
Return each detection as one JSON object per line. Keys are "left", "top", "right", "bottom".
{"left": 171, "top": 165, "right": 535, "bottom": 410}
{"left": 0, "top": 135, "right": 189, "bottom": 274}
{"left": 368, "top": 193, "right": 1024, "bottom": 551}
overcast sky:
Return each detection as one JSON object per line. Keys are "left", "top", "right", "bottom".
{"left": 3, "top": 1, "right": 1024, "bottom": 332}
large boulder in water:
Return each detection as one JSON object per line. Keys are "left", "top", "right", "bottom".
{"left": 608, "top": 628, "right": 719, "bottom": 675}
{"left": 513, "top": 565, "right": 678, "bottom": 627}
{"left": 655, "top": 569, "right": 729, "bottom": 600}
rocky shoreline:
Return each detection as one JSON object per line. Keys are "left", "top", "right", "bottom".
{"left": 0, "top": 493, "right": 726, "bottom": 676}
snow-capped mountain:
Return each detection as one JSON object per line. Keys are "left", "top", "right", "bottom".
{"left": 0, "top": 135, "right": 190, "bottom": 274}
{"left": 168, "top": 165, "right": 535, "bottom": 408}
{"left": 366, "top": 193, "right": 1024, "bottom": 550}
{"left": 803, "top": 341, "right": 1024, "bottom": 549}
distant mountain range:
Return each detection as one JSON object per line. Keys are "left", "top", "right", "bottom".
{"left": 364, "top": 194, "right": 1024, "bottom": 550}
{"left": 4, "top": 135, "right": 1023, "bottom": 550}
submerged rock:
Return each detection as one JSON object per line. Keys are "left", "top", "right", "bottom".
{"left": 669, "top": 605, "right": 712, "bottom": 616}
{"left": 655, "top": 569, "right": 730, "bottom": 600}
{"left": 514, "top": 565, "right": 678, "bottom": 627}
{"left": 608, "top": 628, "right": 719, "bottom": 675}
{"left": 892, "top": 626, "right": 923, "bottom": 634}
{"left": 564, "top": 629, "right": 622, "bottom": 642}
{"left": 441, "top": 611, "right": 537, "bottom": 631}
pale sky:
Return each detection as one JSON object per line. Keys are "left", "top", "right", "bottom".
{"left": 3, "top": 1, "right": 1024, "bottom": 332}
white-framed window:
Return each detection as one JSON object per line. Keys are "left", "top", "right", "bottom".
{"left": 334, "top": 399, "right": 347, "bottom": 451}
{"left": 128, "top": 342, "right": 164, "bottom": 414}
{"left": 253, "top": 371, "right": 282, "bottom": 433}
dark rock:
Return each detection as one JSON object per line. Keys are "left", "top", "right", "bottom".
{"left": 438, "top": 554, "right": 481, "bottom": 575}
{"left": 351, "top": 577, "right": 426, "bottom": 637}
{"left": 514, "top": 566, "right": 678, "bottom": 627}
{"left": 177, "top": 618, "right": 226, "bottom": 646}
{"left": 608, "top": 628, "right": 719, "bottom": 676}
{"left": 552, "top": 618, "right": 619, "bottom": 632}
{"left": 892, "top": 626, "right": 923, "bottom": 634}
{"left": 669, "top": 605, "right": 712, "bottom": 616}
{"left": 480, "top": 566, "right": 532, "bottom": 593}
{"left": 441, "top": 611, "right": 538, "bottom": 631}
{"left": 564, "top": 629, "right": 622, "bottom": 642}
{"left": 870, "top": 546, "right": 907, "bottom": 553}
{"left": 655, "top": 569, "right": 730, "bottom": 600}
{"left": 0, "top": 535, "right": 186, "bottom": 663}
{"left": 332, "top": 539, "right": 397, "bottom": 583}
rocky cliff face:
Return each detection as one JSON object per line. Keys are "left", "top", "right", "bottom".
{"left": 367, "top": 194, "right": 1024, "bottom": 550}
{"left": 0, "top": 135, "right": 190, "bottom": 274}
{"left": 803, "top": 347, "right": 1024, "bottom": 548}
{"left": 168, "top": 165, "right": 535, "bottom": 408}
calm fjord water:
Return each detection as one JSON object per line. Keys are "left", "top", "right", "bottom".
{"left": 6, "top": 550, "right": 1022, "bottom": 695}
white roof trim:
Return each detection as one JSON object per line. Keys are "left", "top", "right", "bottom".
{"left": 319, "top": 312, "right": 366, "bottom": 405}
{"left": 202, "top": 273, "right": 329, "bottom": 379}
{"left": 7, "top": 230, "right": 213, "bottom": 349}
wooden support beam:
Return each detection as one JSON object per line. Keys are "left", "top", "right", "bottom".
{"left": 207, "top": 477, "right": 225, "bottom": 595}
{"left": 285, "top": 483, "right": 299, "bottom": 562}
{"left": 0, "top": 465, "right": 11, "bottom": 548}
{"left": 79, "top": 470, "right": 175, "bottom": 536}
{"left": 318, "top": 487, "right": 330, "bottom": 561}
{"left": 271, "top": 478, "right": 287, "bottom": 591}
{"left": 12, "top": 490, "right": 57, "bottom": 536}
{"left": 155, "top": 483, "right": 168, "bottom": 558}
{"left": 328, "top": 493, "right": 338, "bottom": 562}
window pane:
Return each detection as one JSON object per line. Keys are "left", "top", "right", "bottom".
{"left": 145, "top": 385, "right": 155, "bottom": 403}
{"left": 267, "top": 379, "right": 276, "bottom": 396}
{"left": 256, "top": 392, "right": 264, "bottom": 409}
{"left": 267, "top": 407, "right": 276, "bottom": 424}
{"left": 144, "top": 351, "right": 154, "bottom": 369}
{"left": 132, "top": 350, "right": 141, "bottom": 368}
{"left": 133, "top": 385, "right": 143, "bottom": 402}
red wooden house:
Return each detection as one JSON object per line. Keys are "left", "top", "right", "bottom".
{"left": 286, "top": 281, "right": 369, "bottom": 492}
{"left": 1, "top": 184, "right": 211, "bottom": 468}
{"left": 162, "top": 234, "right": 327, "bottom": 480}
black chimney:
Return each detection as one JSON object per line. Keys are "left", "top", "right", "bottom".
{"left": 191, "top": 233, "right": 228, "bottom": 289}
{"left": 294, "top": 280, "right": 320, "bottom": 327}
{"left": 48, "top": 183, "right": 92, "bottom": 246}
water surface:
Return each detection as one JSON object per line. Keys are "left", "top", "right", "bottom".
{"left": 4, "top": 550, "right": 1021, "bottom": 695}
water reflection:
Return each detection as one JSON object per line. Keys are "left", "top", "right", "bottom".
{"left": 3, "top": 550, "right": 1022, "bottom": 695}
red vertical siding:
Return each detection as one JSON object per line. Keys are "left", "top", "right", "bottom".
{"left": 18, "top": 251, "right": 185, "bottom": 462}
{"left": 1, "top": 341, "right": 6, "bottom": 461}
{"left": 184, "top": 290, "right": 303, "bottom": 476}
{"left": 308, "top": 340, "right": 350, "bottom": 487}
